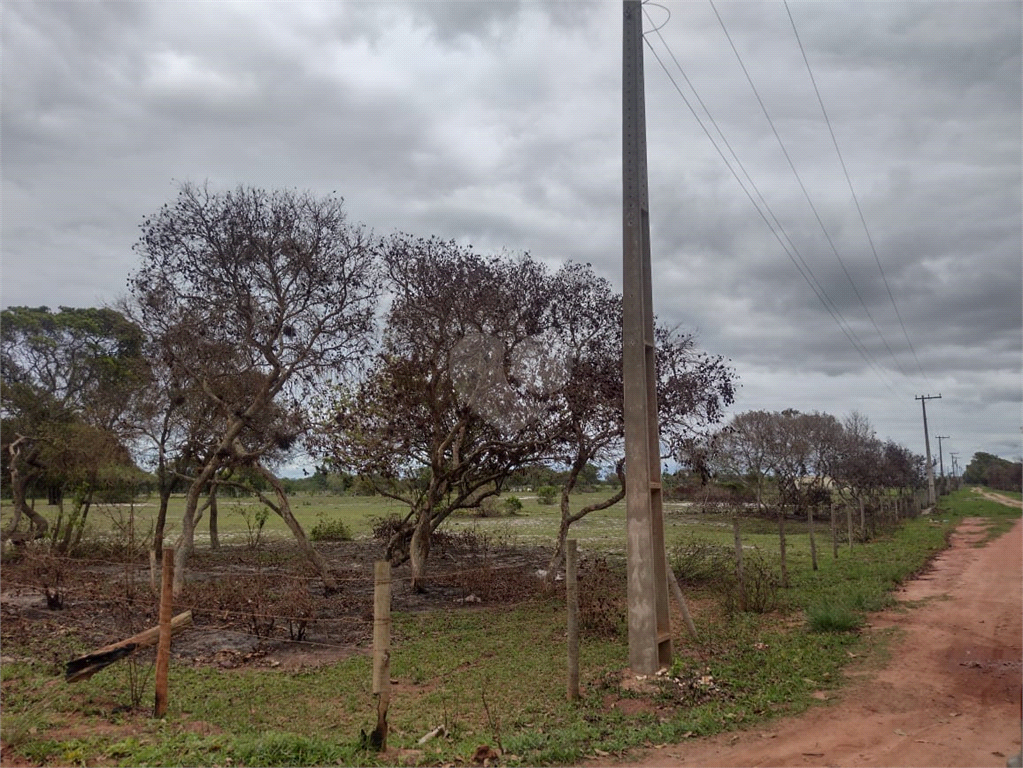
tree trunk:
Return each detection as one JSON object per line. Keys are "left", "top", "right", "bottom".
{"left": 859, "top": 498, "right": 866, "bottom": 541}
{"left": 777, "top": 508, "right": 788, "bottom": 588}
{"left": 546, "top": 515, "right": 572, "bottom": 586}
{"left": 70, "top": 498, "right": 91, "bottom": 552}
{"left": 3, "top": 466, "right": 48, "bottom": 541}
{"left": 409, "top": 512, "right": 432, "bottom": 593}
{"left": 173, "top": 470, "right": 215, "bottom": 597}
{"left": 208, "top": 488, "right": 220, "bottom": 550}
{"left": 808, "top": 505, "right": 818, "bottom": 571}
{"left": 255, "top": 465, "right": 337, "bottom": 592}
{"left": 846, "top": 502, "right": 854, "bottom": 550}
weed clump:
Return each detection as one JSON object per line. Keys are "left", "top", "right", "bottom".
{"left": 309, "top": 515, "right": 352, "bottom": 542}
{"left": 805, "top": 603, "right": 863, "bottom": 633}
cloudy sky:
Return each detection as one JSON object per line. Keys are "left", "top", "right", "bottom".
{"left": 3, "top": 0, "right": 1020, "bottom": 471}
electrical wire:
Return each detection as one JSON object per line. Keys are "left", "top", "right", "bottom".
{"left": 640, "top": 11, "right": 903, "bottom": 395}
{"left": 782, "top": 0, "right": 931, "bottom": 385}
{"left": 706, "top": 0, "right": 912, "bottom": 381}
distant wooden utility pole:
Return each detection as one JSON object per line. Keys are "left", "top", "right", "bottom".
{"left": 622, "top": 0, "right": 672, "bottom": 674}
{"left": 915, "top": 394, "right": 941, "bottom": 507}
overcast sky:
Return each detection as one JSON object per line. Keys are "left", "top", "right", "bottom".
{"left": 3, "top": 0, "right": 1020, "bottom": 472}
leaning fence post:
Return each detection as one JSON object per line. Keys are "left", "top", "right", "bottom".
{"left": 154, "top": 546, "right": 174, "bottom": 717}
{"left": 566, "top": 540, "right": 579, "bottom": 701}
{"left": 372, "top": 561, "right": 392, "bottom": 751}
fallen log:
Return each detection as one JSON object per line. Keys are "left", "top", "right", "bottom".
{"left": 65, "top": 610, "right": 192, "bottom": 682}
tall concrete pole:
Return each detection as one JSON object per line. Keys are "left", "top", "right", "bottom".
{"left": 916, "top": 394, "right": 941, "bottom": 507}
{"left": 622, "top": 0, "right": 672, "bottom": 674}
{"left": 935, "top": 435, "right": 950, "bottom": 497}
{"left": 935, "top": 436, "right": 949, "bottom": 479}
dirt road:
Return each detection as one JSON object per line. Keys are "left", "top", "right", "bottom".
{"left": 620, "top": 512, "right": 1022, "bottom": 767}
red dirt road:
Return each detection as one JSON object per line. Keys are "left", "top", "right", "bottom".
{"left": 621, "top": 512, "right": 1022, "bottom": 768}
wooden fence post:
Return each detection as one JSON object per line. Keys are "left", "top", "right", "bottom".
{"left": 807, "top": 506, "right": 818, "bottom": 571}
{"left": 372, "top": 561, "right": 392, "bottom": 751}
{"left": 732, "top": 517, "right": 746, "bottom": 611}
{"left": 830, "top": 503, "right": 838, "bottom": 559}
{"left": 154, "top": 546, "right": 174, "bottom": 718}
{"left": 566, "top": 540, "right": 579, "bottom": 701}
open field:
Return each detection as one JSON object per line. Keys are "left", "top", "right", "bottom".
{"left": 1, "top": 488, "right": 1018, "bottom": 766}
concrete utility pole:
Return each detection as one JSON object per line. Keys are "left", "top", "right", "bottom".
{"left": 935, "top": 436, "right": 950, "bottom": 478}
{"left": 622, "top": 0, "right": 672, "bottom": 674}
{"left": 950, "top": 452, "right": 960, "bottom": 483}
{"left": 916, "top": 394, "right": 942, "bottom": 507}
{"left": 935, "top": 435, "right": 950, "bottom": 497}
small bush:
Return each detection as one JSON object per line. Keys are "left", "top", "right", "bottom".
{"left": 578, "top": 557, "right": 627, "bottom": 639}
{"left": 477, "top": 498, "right": 502, "bottom": 518}
{"left": 806, "top": 603, "right": 863, "bottom": 633}
{"left": 722, "top": 550, "right": 779, "bottom": 614}
{"left": 237, "top": 504, "right": 270, "bottom": 549}
{"left": 502, "top": 495, "right": 523, "bottom": 515}
{"left": 537, "top": 486, "right": 558, "bottom": 505}
{"left": 309, "top": 515, "right": 352, "bottom": 542}
{"left": 669, "top": 535, "right": 733, "bottom": 585}
{"left": 371, "top": 514, "right": 406, "bottom": 542}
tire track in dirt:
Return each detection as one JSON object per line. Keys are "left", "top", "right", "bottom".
{"left": 611, "top": 515, "right": 1022, "bottom": 768}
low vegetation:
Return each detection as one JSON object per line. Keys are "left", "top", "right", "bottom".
{"left": 1, "top": 487, "right": 1016, "bottom": 766}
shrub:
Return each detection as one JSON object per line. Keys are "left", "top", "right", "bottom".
{"left": 669, "top": 535, "right": 733, "bottom": 585}
{"left": 309, "top": 515, "right": 352, "bottom": 542}
{"left": 537, "top": 486, "right": 558, "bottom": 505}
{"left": 371, "top": 514, "right": 406, "bottom": 542}
{"left": 578, "top": 557, "right": 627, "bottom": 639}
{"left": 502, "top": 495, "right": 523, "bottom": 515}
{"left": 722, "top": 550, "right": 779, "bottom": 614}
{"left": 477, "top": 498, "right": 502, "bottom": 518}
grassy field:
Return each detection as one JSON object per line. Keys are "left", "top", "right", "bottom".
{"left": 1, "top": 487, "right": 1018, "bottom": 766}
{"left": 0, "top": 489, "right": 822, "bottom": 554}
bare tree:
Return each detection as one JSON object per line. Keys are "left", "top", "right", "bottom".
{"left": 127, "top": 183, "right": 379, "bottom": 594}
{"left": 542, "top": 263, "right": 736, "bottom": 577}
{"left": 716, "top": 410, "right": 775, "bottom": 512}
{"left": 316, "top": 237, "right": 560, "bottom": 591}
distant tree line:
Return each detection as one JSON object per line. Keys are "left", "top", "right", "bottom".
{"left": 963, "top": 452, "right": 1022, "bottom": 492}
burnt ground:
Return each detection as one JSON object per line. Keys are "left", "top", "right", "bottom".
{"left": 0, "top": 531, "right": 563, "bottom": 676}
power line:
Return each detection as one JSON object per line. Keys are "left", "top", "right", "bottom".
{"left": 782, "top": 0, "right": 931, "bottom": 386}
{"left": 707, "top": 0, "right": 911, "bottom": 381}
{"left": 640, "top": 13, "right": 903, "bottom": 395}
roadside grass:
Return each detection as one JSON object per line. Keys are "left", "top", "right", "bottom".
{"left": 3, "top": 488, "right": 1018, "bottom": 766}
{"left": 939, "top": 488, "right": 1022, "bottom": 542}
{"left": 980, "top": 487, "right": 1021, "bottom": 502}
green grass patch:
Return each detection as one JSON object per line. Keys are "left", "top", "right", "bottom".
{"left": 805, "top": 603, "right": 864, "bottom": 633}
{"left": 938, "top": 488, "right": 1022, "bottom": 543}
